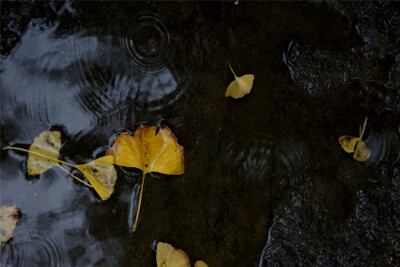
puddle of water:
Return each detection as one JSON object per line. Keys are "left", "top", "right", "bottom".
{"left": 1, "top": 1, "right": 400, "bottom": 266}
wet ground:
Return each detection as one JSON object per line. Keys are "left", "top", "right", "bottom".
{"left": 1, "top": 1, "right": 400, "bottom": 266}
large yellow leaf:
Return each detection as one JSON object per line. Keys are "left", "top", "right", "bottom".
{"left": 76, "top": 156, "right": 117, "bottom": 200}
{"left": 0, "top": 205, "right": 18, "bottom": 245}
{"left": 106, "top": 125, "right": 184, "bottom": 231}
{"left": 225, "top": 64, "right": 254, "bottom": 99}
{"left": 338, "top": 117, "right": 371, "bottom": 162}
{"left": 27, "top": 131, "right": 61, "bottom": 175}
{"left": 106, "top": 126, "right": 184, "bottom": 175}
{"left": 156, "top": 242, "right": 190, "bottom": 267}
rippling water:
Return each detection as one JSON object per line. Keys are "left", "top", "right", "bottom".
{"left": 1, "top": 1, "right": 400, "bottom": 266}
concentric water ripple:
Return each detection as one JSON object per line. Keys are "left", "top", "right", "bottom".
{"left": 223, "top": 135, "right": 276, "bottom": 181}
{"left": 222, "top": 131, "right": 310, "bottom": 183}
{"left": 0, "top": 17, "right": 184, "bottom": 144}
{"left": 119, "top": 13, "right": 172, "bottom": 73}
{"left": 0, "top": 223, "right": 69, "bottom": 267}
{"left": 276, "top": 132, "right": 311, "bottom": 179}
{"left": 364, "top": 127, "right": 400, "bottom": 165}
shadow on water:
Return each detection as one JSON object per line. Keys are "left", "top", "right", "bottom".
{"left": 1, "top": 1, "right": 400, "bottom": 266}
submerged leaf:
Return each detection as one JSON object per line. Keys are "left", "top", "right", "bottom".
{"left": 76, "top": 156, "right": 117, "bottom": 200}
{"left": 0, "top": 205, "right": 18, "bottom": 245}
{"left": 338, "top": 135, "right": 358, "bottom": 153}
{"left": 338, "top": 117, "right": 371, "bottom": 162}
{"left": 353, "top": 140, "right": 371, "bottom": 162}
{"left": 106, "top": 125, "right": 184, "bottom": 231}
{"left": 27, "top": 131, "right": 61, "bottom": 175}
{"left": 225, "top": 64, "right": 254, "bottom": 99}
{"left": 156, "top": 242, "right": 190, "bottom": 267}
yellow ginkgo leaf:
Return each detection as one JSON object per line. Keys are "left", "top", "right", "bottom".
{"left": 338, "top": 117, "right": 371, "bottom": 162}
{"left": 0, "top": 205, "right": 19, "bottom": 245}
{"left": 3, "top": 131, "right": 118, "bottom": 199}
{"left": 353, "top": 140, "right": 371, "bottom": 162}
{"left": 76, "top": 156, "right": 117, "bottom": 200}
{"left": 27, "top": 131, "right": 61, "bottom": 175}
{"left": 194, "top": 260, "right": 209, "bottom": 267}
{"left": 106, "top": 125, "right": 184, "bottom": 231}
{"left": 156, "top": 242, "right": 190, "bottom": 267}
{"left": 106, "top": 126, "right": 184, "bottom": 175}
{"left": 225, "top": 64, "right": 254, "bottom": 99}
{"left": 338, "top": 135, "right": 359, "bottom": 153}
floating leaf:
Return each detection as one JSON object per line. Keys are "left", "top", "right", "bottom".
{"left": 155, "top": 242, "right": 208, "bottom": 267}
{"left": 353, "top": 140, "right": 371, "bottom": 162}
{"left": 338, "top": 117, "right": 371, "bottom": 162}
{"left": 338, "top": 135, "right": 358, "bottom": 153}
{"left": 106, "top": 126, "right": 184, "bottom": 174}
{"left": 106, "top": 125, "right": 184, "bottom": 231}
{"left": 3, "top": 131, "right": 120, "bottom": 200}
{"left": 194, "top": 260, "right": 208, "bottom": 267}
{"left": 76, "top": 156, "right": 117, "bottom": 200}
{"left": 225, "top": 64, "right": 254, "bottom": 99}
{"left": 0, "top": 205, "right": 18, "bottom": 245}
{"left": 156, "top": 242, "right": 190, "bottom": 267}
{"left": 28, "top": 131, "right": 61, "bottom": 175}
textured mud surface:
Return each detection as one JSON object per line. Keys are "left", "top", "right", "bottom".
{"left": 1, "top": 1, "right": 400, "bottom": 266}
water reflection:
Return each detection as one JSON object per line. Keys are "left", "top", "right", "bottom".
{"left": 0, "top": 16, "right": 180, "bottom": 145}
{"left": 0, "top": 208, "right": 122, "bottom": 267}
{"left": 2, "top": 1, "right": 400, "bottom": 266}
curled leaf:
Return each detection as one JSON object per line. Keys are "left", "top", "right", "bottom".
{"left": 353, "top": 140, "right": 371, "bottom": 162}
{"left": 338, "top": 135, "right": 358, "bottom": 153}
{"left": 0, "top": 205, "right": 19, "bottom": 245}
{"left": 156, "top": 242, "right": 190, "bottom": 267}
{"left": 225, "top": 64, "right": 254, "bottom": 99}
{"left": 338, "top": 117, "right": 371, "bottom": 162}
{"left": 76, "top": 156, "right": 117, "bottom": 200}
{"left": 27, "top": 131, "right": 61, "bottom": 175}
{"left": 106, "top": 125, "right": 184, "bottom": 231}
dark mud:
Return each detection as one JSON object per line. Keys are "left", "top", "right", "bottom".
{"left": 1, "top": 1, "right": 399, "bottom": 266}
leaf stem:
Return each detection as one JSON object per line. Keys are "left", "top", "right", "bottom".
{"left": 228, "top": 63, "right": 237, "bottom": 77}
{"left": 3, "top": 146, "right": 93, "bottom": 188}
{"left": 132, "top": 172, "right": 146, "bottom": 232}
{"left": 360, "top": 117, "right": 368, "bottom": 140}
{"left": 58, "top": 165, "right": 93, "bottom": 188}
{"left": 3, "top": 147, "right": 75, "bottom": 167}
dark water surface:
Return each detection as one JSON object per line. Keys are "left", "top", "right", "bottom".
{"left": 1, "top": 1, "right": 400, "bottom": 266}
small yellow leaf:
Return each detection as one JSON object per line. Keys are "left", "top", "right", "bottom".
{"left": 353, "top": 140, "right": 371, "bottom": 162}
{"left": 0, "top": 205, "right": 18, "bottom": 245}
{"left": 338, "top": 117, "right": 370, "bottom": 162}
{"left": 27, "top": 131, "right": 61, "bottom": 175}
{"left": 338, "top": 135, "right": 359, "bottom": 153}
{"left": 156, "top": 242, "right": 190, "bottom": 267}
{"left": 225, "top": 64, "right": 254, "bottom": 99}
{"left": 76, "top": 156, "right": 117, "bottom": 200}
{"left": 194, "top": 260, "right": 208, "bottom": 267}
